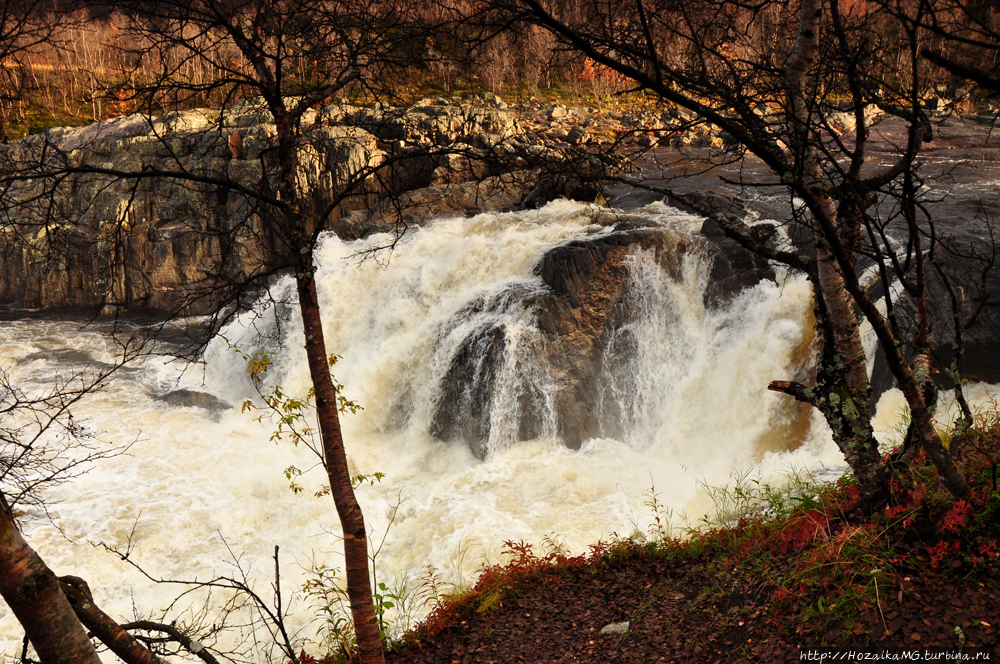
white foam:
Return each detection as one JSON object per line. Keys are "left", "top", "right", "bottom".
{"left": 1, "top": 200, "right": 846, "bottom": 655}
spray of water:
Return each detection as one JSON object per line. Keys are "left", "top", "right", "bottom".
{"left": 0, "top": 199, "right": 916, "bottom": 654}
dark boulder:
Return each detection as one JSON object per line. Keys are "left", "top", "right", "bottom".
{"left": 532, "top": 228, "right": 668, "bottom": 449}
{"left": 699, "top": 218, "right": 777, "bottom": 308}
{"left": 867, "top": 227, "right": 1000, "bottom": 398}
{"left": 430, "top": 204, "right": 780, "bottom": 457}
{"left": 156, "top": 389, "right": 229, "bottom": 412}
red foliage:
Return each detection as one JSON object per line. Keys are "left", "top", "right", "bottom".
{"left": 778, "top": 510, "right": 828, "bottom": 554}
{"left": 883, "top": 503, "right": 909, "bottom": 520}
{"left": 288, "top": 650, "right": 318, "bottom": 664}
{"left": 928, "top": 539, "right": 961, "bottom": 568}
{"left": 841, "top": 483, "right": 861, "bottom": 511}
{"left": 941, "top": 500, "right": 971, "bottom": 534}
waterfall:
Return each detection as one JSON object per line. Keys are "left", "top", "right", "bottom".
{"left": 1, "top": 200, "right": 852, "bottom": 652}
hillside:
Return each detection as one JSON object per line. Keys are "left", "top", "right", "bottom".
{"left": 382, "top": 430, "right": 1000, "bottom": 664}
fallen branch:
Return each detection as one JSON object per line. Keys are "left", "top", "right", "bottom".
{"left": 118, "top": 621, "right": 222, "bottom": 664}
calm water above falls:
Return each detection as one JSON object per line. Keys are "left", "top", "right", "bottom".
{"left": 1, "top": 200, "right": 985, "bottom": 655}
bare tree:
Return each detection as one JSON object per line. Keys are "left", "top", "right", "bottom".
{"left": 76, "top": 1, "right": 414, "bottom": 659}
{"left": 0, "top": 0, "right": 64, "bottom": 141}
{"left": 915, "top": 0, "right": 1000, "bottom": 94}
{"left": 481, "top": 0, "right": 989, "bottom": 505}
{"left": 0, "top": 0, "right": 530, "bottom": 660}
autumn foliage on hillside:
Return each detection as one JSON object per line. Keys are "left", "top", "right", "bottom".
{"left": 2, "top": 0, "right": 997, "bottom": 140}
{"left": 381, "top": 420, "right": 1000, "bottom": 664}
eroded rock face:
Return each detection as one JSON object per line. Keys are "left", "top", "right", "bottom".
{"left": 428, "top": 291, "right": 557, "bottom": 459}
{"left": 429, "top": 207, "right": 777, "bottom": 456}
{"left": 532, "top": 227, "right": 668, "bottom": 448}
{"left": 865, "top": 233, "right": 1000, "bottom": 398}
{"left": 333, "top": 173, "right": 538, "bottom": 240}
{"left": 0, "top": 101, "right": 521, "bottom": 314}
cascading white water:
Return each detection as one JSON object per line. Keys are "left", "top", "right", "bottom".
{"left": 598, "top": 246, "right": 821, "bottom": 463}
{"left": 3, "top": 199, "right": 987, "bottom": 656}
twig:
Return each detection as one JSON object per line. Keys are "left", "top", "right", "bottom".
{"left": 873, "top": 575, "right": 889, "bottom": 638}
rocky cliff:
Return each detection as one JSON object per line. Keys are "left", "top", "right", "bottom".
{"left": 0, "top": 100, "right": 529, "bottom": 314}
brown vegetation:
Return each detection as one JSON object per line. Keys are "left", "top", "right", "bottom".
{"left": 386, "top": 425, "right": 1000, "bottom": 664}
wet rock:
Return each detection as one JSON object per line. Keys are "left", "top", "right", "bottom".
{"left": 429, "top": 284, "right": 552, "bottom": 459}
{"left": 333, "top": 173, "right": 536, "bottom": 240}
{"left": 699, "top": 218, "right": 777, "bottom": 308}
{"left": 156, "top": 389, "right": 228, "bottom": 412}
{"left": 674, "top": 180, "right": 1000, "bottom": 395}
{"left": 430, "top": 323, "right": 506, "bottom": 461}
{"left": 658, "top": 189, "right": 776, "bottom": 307}
{"left": 965, "top": 112, "right": 999, "bottom": 126}
{"left": 532, "top": 228, "right": 667, "bottom": 448}
{"left": 606, "top": 190, "right": 669, "bottom": 210}
{"left": 866, "top": 227, "right": 1000, "bottom": 395}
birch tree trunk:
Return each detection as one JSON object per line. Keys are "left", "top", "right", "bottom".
{"left": 294, "top": 262, "right": 385, "bottom": 664}
{"left": 783, "top": 0, "right": 890, "bottom": 507}
{"left": 0, "top": 507, "right": 102, "bottom": 664}
{"left": 269, "top": 83, "right": 385, "bottom": 661}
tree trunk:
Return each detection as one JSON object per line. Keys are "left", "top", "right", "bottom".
{"left": 265, "top": 81, "right": 383, "bottom": 662}
{"left": 781, "top": 0, "right": 891, "bottom": 508}
{"left": 895, "top": 168, "right": 940, "bottom": 461}
{"left": 294, "top": 264, "right": 385, "bottom": 664}
{"left": 0, "top": 507, "right": 102, "bottom": 664}
{"left": 808, "top": 160, "right": 970, "bottom": 500}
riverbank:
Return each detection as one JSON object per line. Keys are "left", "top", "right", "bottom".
{"left": 383, "top": 428, "right": 1000, "bottom": 664}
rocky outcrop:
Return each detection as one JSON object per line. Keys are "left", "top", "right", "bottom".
{"left": 0, "top": 100, "right": 525, "bottom": 314}
{"left": 699, "top": 217, "right": 779, "bottom": 307}
{"left": 865, "top": 231, "right": 1000, "bottom": 397}
{"left": 333, "top": 172, "right": 539, "bottom": 240}
{"left": 430, "top": 203, "right": 778, "bottom": 454}
{"left": 531, "top": 226, "right": 670, "bottom": 448}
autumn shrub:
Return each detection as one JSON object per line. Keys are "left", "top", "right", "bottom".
{"left": 760, "top": 427, "right": 1000, "bottom": 637}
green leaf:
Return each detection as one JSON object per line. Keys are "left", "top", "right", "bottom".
{"left": 476, "top": 589, "right": 502, "bottom": 614}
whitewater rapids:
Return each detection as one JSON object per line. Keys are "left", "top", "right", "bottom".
{"left": 1, "top": 200, "right": 983, "bottom": 656}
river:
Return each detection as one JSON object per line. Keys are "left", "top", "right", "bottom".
{"left": 0, "top": 198, "right": 994, "bottom": 656}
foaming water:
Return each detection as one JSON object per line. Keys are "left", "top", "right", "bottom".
{"left": 2, "top": 200, "right": 848, "bottom": 654}
{"left": 600, "top": 248, "right": 820, "bottom": 462}
{"left": 873, "top": 383, "right": 1000, "bottom": 450}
